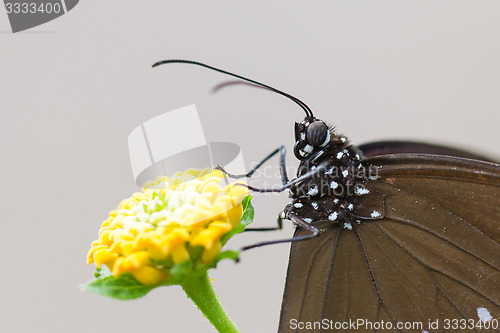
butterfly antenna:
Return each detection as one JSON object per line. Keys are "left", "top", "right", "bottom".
{"left": 152, "top": 59, "right": 314, "bottom": 118}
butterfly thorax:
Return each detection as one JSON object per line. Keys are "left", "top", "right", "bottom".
{"left": 284, "top": 117, "right": 377, "bottom": 230}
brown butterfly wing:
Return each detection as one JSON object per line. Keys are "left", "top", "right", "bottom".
{"left": 279, "top": 154, "right": 500, "bottom": 333}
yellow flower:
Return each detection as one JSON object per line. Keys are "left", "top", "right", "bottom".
{"left": 86, "top": 168, "right": 249, "bottom": 286}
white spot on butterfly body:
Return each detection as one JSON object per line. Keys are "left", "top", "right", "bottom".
{"left": 477, "top": 307, "right": 493, "bottom": 322}
{"left": 333, "top": 198, "right": 339, "bottom": 204}
{"left": 343, "top": 222, "right": 352, "bottom": 230}
{"left": 328, "top": 212, "right": 338, "bottom": 221}
{"left": 355, "top": 187, "right": 370, "bottom": 195}
{"left": 304, "top": 145, "right": 313, "bottom": 153}
{"left": 347, "top": 203, "right": 354, "bottom": 211}
{"left": 311, "top": 202, "right": 319, "bottom": 210}
{"left": 307, "top": 186, "right": 319, "bottom": 196}
{"left": 336, "top": 152, "right": 344, "bottom": 159}
{"left": 300, "top": 132, "right": 306, "bottom": 140}
{"left": 340, "top": 137, "right": 346, "bottom": 143}
{"left": 342, "top": 170, "right": 349, "bottom": 177}
{"left": 303, "top": 218, "right": 313, "bottom": 223}
{"left": 371, "top": 210, "right": 381, "bottom": 218}
{"left": 330, "top": 181, "right": 339, "bottom": 189}
{"left": 294, "top": 203, "right": 303, "bottom": 208}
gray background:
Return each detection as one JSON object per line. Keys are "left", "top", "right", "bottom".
{"left": 1, "top": 1, "right": 499, "bottom": 332}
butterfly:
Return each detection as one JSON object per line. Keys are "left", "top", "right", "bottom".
{"left": 152, "top": 60, "right": 500, "bottom": 333}
{"left": 279, "top": 140, "right": 500, "bottom": 333}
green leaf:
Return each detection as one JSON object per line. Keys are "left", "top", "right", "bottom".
{"left": 220, "top": 195, "right": 254, "bottom": 245}
{"left": 220, "top": 224, "right": 244, "bottom": 245}
{"left": 240, "top": 195, "right": 255, "bottom": 227}
{"left": 214, "top": 250, "right": 240, "bottom": 264}
{"left": 81, "top": 273, "right": 153, "bottom": 300}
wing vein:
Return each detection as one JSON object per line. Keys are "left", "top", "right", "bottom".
{"left": 320, "top": 228, "right": 341, "bottom": 324}
{"left": 394, "top": 181, "right": 497, "bottom": 246}
{"left": 376, "top": 223, "right": 500, "bottom": 307}
{"left": 380, "top": 183, "right": 499, "bottom": 270}
{"left": 385, "top": 214, "right": 499, "bottom": 272}
{"left": 296, "top": 228, "right": 336, "bottom": 328}
{"left": 353, "top": 225, "right": 402, "bottom": 331}
{"left": 430, "top": 266, "right": 483, "bottom": 333}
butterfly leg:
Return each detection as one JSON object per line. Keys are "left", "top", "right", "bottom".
{"left": 216, "top": 145, "right": 287, "bottom": 180}
{"left": 235, "top": 162, "right": 327, "bottom": 193}
{"left": 244, "top": 212, "right": 284, "bottom": 232}
{"left": 241, "top": 213, "right": 319, "bottom": 251}
{"left": 279, "top": 146, "right": 290, "bottom": 185}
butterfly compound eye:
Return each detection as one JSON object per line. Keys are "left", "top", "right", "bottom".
{"left": 306, "top": 121, "right": 328, "bottom": 147}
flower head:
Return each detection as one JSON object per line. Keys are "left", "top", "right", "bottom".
{"left": 86, "top": 168, "right": 250, "bottom": 286}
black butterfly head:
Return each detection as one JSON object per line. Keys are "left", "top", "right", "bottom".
{"left": 294, "top": 117, "right": 333, "bottom": 160}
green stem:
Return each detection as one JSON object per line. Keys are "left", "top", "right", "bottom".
{"left": 181, "top": 272, "right": 240, "bottom": 333}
